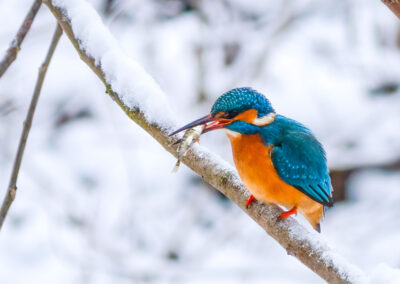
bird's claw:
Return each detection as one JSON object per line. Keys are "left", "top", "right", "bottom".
{"left": 245, "top": 195, "right": 255, "bottom": 208}
{"left": 279, "top": 207, "right": 298, "bottom": 220}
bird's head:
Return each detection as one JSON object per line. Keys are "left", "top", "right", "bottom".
{"left": 170, "top": 87, "right": 276, "bottom": 136}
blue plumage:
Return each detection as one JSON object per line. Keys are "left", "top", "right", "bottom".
{"left": 212, "top": 87, "right": 333, "bottom": 206}
{"left": 263, "top": 116, "right": 333, "bottom": 206}
{"left": 212, "top": 87, "right": 275, "bottom": 117}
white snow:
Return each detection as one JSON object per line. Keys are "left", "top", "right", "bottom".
{"left": 191, "top": 144, "right": 245, "bottom": 190}
{"left": 1, "top": 0, "right": 400, "bottom": 283}
{"left": 288, "top": 225, "right": 367, "bottom": 283}
{"left": 52, "top": 0, "right": 176, "bottom": 130}
{"left": 368, "top": 264, "right": 400, "bottom": 284}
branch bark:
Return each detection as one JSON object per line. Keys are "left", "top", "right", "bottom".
{"left": 0, "top": 0, "right": 42, "bottom": 78}
{"left": 382, "top": 0, "right": 400, "bottom": 19}
{"left": 0, "top": 24, "right": 62, "bottom": 230}
{"left": 43, "top": 1, "right": 366, "bottom": 283}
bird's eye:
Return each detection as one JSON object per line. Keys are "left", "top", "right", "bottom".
{"left": 224, "top": 111, "right": 239, "bottom": 119}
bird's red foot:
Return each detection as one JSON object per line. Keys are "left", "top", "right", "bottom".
{"left": 245, "top": 195, "right": 255, "bottom": 208}
{"left": 279, "top": 207, "right": 297, "bottom": 219}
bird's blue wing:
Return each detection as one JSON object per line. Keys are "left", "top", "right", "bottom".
{"left": 270, "top": 123, "right": 333, "bottom": 206}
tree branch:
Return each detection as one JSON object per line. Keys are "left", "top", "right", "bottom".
{"left": 382, "top": 0, "right": 400, "bottom": 19}
{"left": 0, "top": 0, "right": 42, "bottom": 78}
{"left": 43, "top": 1, "right": 366, "bottom": 283}
{"left": 0, "top": 24, "right": 62, "bottom": 230}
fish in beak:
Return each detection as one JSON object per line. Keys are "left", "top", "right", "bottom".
{"left": 169, "top": 114, "right": 232, "bottom": 136}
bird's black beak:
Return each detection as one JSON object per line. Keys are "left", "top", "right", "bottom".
{"left": 169, "top": 114, "right": 232, "bottom": 136}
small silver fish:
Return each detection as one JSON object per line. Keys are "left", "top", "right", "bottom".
{"left": 172, "top": 125, "right": 205, "bottom": 172}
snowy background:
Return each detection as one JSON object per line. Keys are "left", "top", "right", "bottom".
{"left": 1, "top": 0, "right": 400, "bottom": 283}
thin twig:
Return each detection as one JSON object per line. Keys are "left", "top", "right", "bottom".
{"left": 0, "top": 25, "right": 63, "bottom": 230}
{"left": 382, "top": 0, "right": 400, "bottom": 19}
{"left": 0, "top": 0, "right": 42, "bottom": 78}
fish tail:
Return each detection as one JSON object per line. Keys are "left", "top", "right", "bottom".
{"left": 172, "top": 160, "right": 181, "bottom": 173}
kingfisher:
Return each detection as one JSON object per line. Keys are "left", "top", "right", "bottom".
{"left": 171, "top": 87, "right": 333, "bottom": 232}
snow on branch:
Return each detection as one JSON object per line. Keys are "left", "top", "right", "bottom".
{"left": 44, "top": 0, "right": 367, "bottom": 283}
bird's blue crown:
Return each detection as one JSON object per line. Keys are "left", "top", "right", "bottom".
{"left": 211, "top": 87, "right": 275, "bottom": 117}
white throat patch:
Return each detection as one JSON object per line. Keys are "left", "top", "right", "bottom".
{"left": 224, "top": 129, "right": 241, "bottom": 138}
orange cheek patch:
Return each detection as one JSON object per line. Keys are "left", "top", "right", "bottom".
{"left": 233, "top": 109, "right": 258, "bottom": 123}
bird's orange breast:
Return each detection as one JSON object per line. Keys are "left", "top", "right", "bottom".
{"left": 225, "top": 131, "right": 323, "bottom": 229}
{"left": 226, "top": 132, "right": 298, "bottom": 207}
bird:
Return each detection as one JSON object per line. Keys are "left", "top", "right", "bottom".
{"left": 170, "top": 87, "right": 333, "bottom": 232}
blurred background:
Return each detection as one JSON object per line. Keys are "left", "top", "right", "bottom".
{"left": 1, "top": 0, "right": 400, "bottom": 283}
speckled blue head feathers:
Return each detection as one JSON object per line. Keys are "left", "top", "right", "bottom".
{"left": 211, "top": 87, "right": 274, "bottom": 117}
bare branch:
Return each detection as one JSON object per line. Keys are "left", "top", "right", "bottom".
{"left": 0, "top": 24, "right": 63, "bottom": 230}
{"left": 0, "top": 0, "right": 42, "bottom": 78}
{"left": 382, "top": 0, "right": 400, "bottom": 19}
{"left": 43, "top": 1, "right": 367, "bottom": 283}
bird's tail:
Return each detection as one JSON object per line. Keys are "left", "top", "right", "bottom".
{"left": 301, "top": 203, "right": 324, "bottom": 233}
